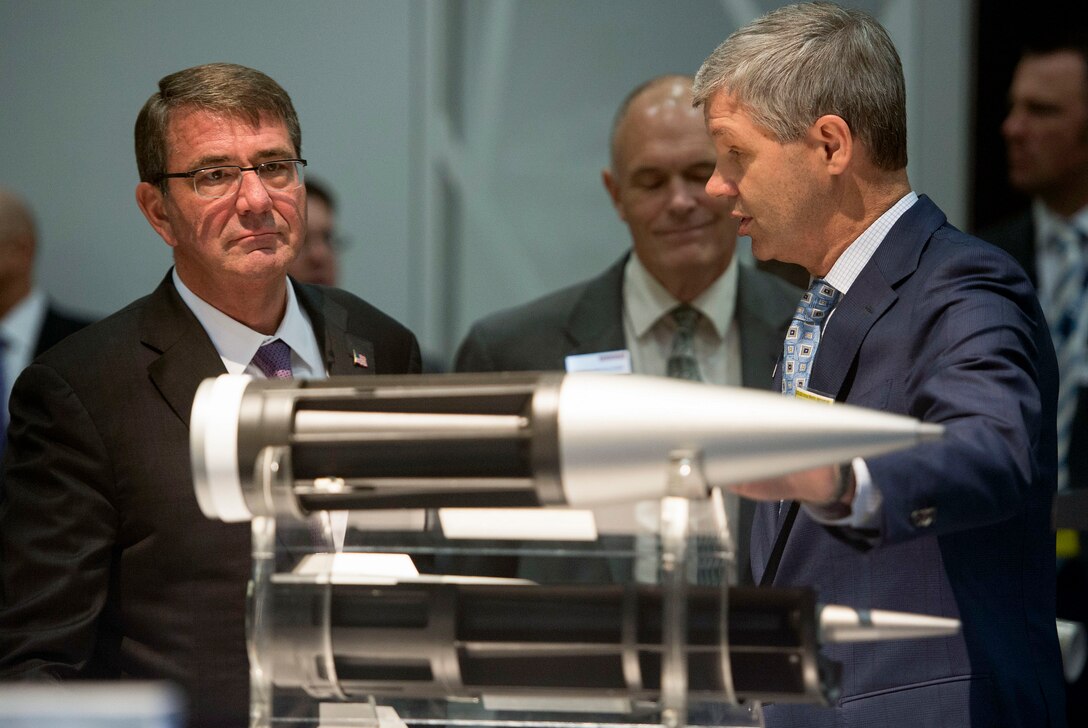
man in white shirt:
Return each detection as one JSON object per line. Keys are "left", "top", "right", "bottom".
{"left": 454, "top": 74, "right": 801, "bottom": 585}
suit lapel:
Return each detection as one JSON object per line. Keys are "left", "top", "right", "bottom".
{"left": 808, "top": 195, "right": 945, "bottom": 400}
{"left": 141, "top": 274, "right": 227, "bottom": 428}
{"left": 142, "top": 275, "right": 378, "bottom": 433}
{"left": 564, "top": 255, "right": 628, "bottom": 356}
{"left": 293, "top": 280, "right": 374, "bottom": 376}
{"left": 758, "top": 196, "right": 948, "bottom": 582}
{"left": 806, "top": 269, "right": 896, "bottom": 398}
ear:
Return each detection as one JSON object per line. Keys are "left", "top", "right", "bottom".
{"left": 809, "top": 114, "right": 852, "bottom": 175}
{"left": 135, "top": 182, "right": 178, "bottom": 248}
{"left": 601, "top": 168, "right": 627, "bottom": 221}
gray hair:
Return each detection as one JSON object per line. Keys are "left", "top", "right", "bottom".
{"left": 692, "top": 1, "right": 907, "bottom": 170}
{"left": 135, "top": 63, "right": 302, "bottom": 188}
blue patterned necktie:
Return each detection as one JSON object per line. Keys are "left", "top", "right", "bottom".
{"left": 1042, "top": 226, "right": 1088, "bottom": 491}
{"left": 781, "top": 278, "right": 841, "bottom": 396}
{"left": 666, "top": 304, "right": 702, "bottom": 382}
{"left": 251, "top": 339, "right": 293, "bottom": 379}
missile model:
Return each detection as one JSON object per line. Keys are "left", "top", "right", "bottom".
{"left": 264, "top": 578, "right": 959, "bottom": 706}
{"left": 190, "top": 372, "right": 943, "bottom": 523}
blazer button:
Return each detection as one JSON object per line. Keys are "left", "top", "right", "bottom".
{"left": 911, "top": 507, "right": 936, "bottom": 528}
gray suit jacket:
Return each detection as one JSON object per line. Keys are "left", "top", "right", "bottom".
{"left": 0, "top": 272, "right": 421, "bottom": 728}
{"left": 454, "top": 254, "right": 801, "bottom": 584}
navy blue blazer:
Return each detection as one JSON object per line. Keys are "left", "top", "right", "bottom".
{"left": 753, "top": 196, "right": 1066, "bottom": 727}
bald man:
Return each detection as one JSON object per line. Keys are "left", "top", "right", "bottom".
{"left": 0, "top": 188, "right": 94, "bottom": 430}
{"left": 453, "top": 75, "right": 800, "bottom": 585}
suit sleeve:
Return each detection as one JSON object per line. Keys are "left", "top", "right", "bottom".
{"left": 0, "top": 363, "right": 116, "bottom": 678}
{"left": 863, "top": 245, "right": 1054, "bottom": 545}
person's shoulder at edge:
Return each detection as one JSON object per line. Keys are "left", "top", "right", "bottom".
{"left": 932, "top": 218, "right": 1037, "bottom": 283}
{"left": 29, "top": 290, "right": 160, "bottom": 371}
{"left": 463, "top": 257, "right": 625, "bottom": 344}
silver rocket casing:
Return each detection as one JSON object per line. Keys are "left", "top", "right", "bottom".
{"left": 191, "top": 372, "right": 943, "bottom": 523}
{"left": 555, "top": 374, "right": 943, "bottom": 506}
{"left": 263, "top": 578, "right": 959, "bottom": 705}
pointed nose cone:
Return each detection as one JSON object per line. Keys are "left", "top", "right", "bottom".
{"left": 819, "top": 604, "right": 960, "bottom": 643}
{"left": 556, "top": 374, "right": 944, "bottom": 506}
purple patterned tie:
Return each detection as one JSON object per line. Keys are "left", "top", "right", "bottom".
{"left": 251, "top": 339, "right": 293, "bottom": 379}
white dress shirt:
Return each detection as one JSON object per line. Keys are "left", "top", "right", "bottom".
{"left": 621, "top": 254, "right": 743, "bottom": 577}
{"left": 172, "top": 269, "right": 324, "bottom": 378}
{"left": 622, "top": 252, "right": 743, "bottom": 387}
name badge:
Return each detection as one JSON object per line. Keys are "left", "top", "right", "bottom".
{"left": 564, "top": 349, "right": 633, "bottom": 374}
{"left": 794, "top": 388, "right": 835, "bottom": 405}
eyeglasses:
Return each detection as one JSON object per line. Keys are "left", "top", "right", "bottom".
{"left": 156, "top": 158, "right": 307, "bottom": 199}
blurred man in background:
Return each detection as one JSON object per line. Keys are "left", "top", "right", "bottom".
{"left": 455, "top": 74, "right": 800, "bottom": 585}
{"left": 0, "top": 187, "right": 94, "bottom": 459}
{"left": 981, "top": 29, "right": 1088, "bottom": 724}
{"left": 287, "top": 178, "right": 341, "bottom": 286}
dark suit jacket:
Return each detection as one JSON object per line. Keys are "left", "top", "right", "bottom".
{"left": 34, "top": 303, "right": 95, "bottom": 357}
{"left": 981, "top": 210, "right": 1088, "bottom": 492}
{"left": 0, "top": 273, "right": 421, "bottom": 728}
{"left": 755, "top": 197, "right": 1066, "bottom": 726}
{"left": 455, "top": 254, "right": 801, "bottom": 585}
{"left": 0, "top": 302, "right": 91, "bottom": 465}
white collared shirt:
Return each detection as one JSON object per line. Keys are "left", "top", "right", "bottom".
{"left": 621, "top": 253, "right": 743, "bottom": 557}
{"left": 823, "top": 191, "right": 919, "bottom": 297}
{"left": 0, "top": 288, "right": 47, "bottom": 412}
{"left": 172, "top": 269, "right": 325, "bottom": 379}
{"left": 1033, "top": 198, "right": 1088, "bottom": 307}
{"left": 622, "top": 252, "right": 743, "bottom": 387}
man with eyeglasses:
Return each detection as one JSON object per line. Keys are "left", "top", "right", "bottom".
{"left": 0, "top": 63, "right": 421, "bottom": 727}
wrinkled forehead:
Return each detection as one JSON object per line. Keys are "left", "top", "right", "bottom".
{"left": 164, "top": 107, "right": 295, "bottom": 165}
{"left": 702, "top": 90, "right": 749, "bottom": 136}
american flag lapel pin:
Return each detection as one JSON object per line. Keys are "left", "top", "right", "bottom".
{"left": 352, "top": 350, "right": 369, "bottom": 368}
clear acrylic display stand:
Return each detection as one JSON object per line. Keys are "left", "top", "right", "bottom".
{"left": 246, "top": 449, "right": 772, "bottom": 728}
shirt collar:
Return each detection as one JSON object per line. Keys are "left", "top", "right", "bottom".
{"left": 172, "top": 268, "right": 324, "bottom": 376}
{"left": 1033, "top": 198, "right": 1088, "bottom": 250}
{"left": 0, "top": 288, "right": 47, "bottom": 351}
{"left": 824, "top": 191, "right": 919, "bottom": 294}
{"left": 623, "top": 250, "right": 738, "bottom": 339}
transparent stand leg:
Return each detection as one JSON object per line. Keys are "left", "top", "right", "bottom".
{"left": 249, "top": 515, "right": 276, "bottom": 728}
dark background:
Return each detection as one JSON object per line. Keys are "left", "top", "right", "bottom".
{"left": 971, "top": 2, "right": 1081, "bottom": 232}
